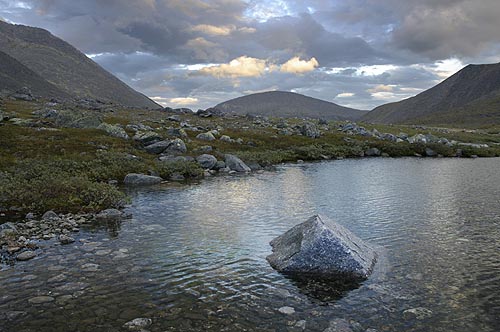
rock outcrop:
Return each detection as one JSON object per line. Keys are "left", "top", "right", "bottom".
{"left": 267, "top": 215, "right": 377, "bottom": 279}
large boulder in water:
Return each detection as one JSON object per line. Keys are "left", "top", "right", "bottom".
{"left": 266, "top": 215, "right": 377, "bottom": 279}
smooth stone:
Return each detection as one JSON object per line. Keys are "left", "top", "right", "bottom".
{"left": 81, "top": 263, "right": 100, "bottom": 272}
{"left": 59, "top": 234, "right": 75, "bottom": 245}
{"left": 28, "top": 296, "right": 55, "bottom": 304}
{"left": 278, "top": 306, "right": 295, "bottom": 314}
{"left": 16, "top": 251, "right": 36, "bottom": 261}
{"left": 42, "top": 210, "right": 59, "bottom": 220}
{"left": 196, "top": 154, "right": 218, "bottom": 169}
{"left": 196, "top": 132, "right": 216, "bottom": 141}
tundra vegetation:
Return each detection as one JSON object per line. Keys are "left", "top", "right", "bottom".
{"left": 1, "top": 98, "right": 499, "bottom": 215}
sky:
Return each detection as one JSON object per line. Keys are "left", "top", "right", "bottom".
{"left": 1, "top": 0, "right": 500, "bottom": 110}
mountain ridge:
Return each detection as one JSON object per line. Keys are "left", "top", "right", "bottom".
{"left": 362, "top": 62, "right": 500, "bottom": 126}
{"left": 0, "top": 21, "right": 159, "bottom": 108}
{"left": 213, "top": 91, "right": 367, "bottom": 121}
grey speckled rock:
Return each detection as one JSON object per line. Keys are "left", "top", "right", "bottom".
{"left": 196, "top": 154, "right": 217, "bottom": 169}
{"left": 267, "top": 215, "right": 377, "bottom": 279}
{"left": 124, "top": 318, "right": 152, "bottom": 331}
{"left": 42, "top": 210, "right": 59, "bottom": 220}
{"left": 123, "top": 173, "right": 162, "bottom": 186}
{"left": 225, "top": 154, "right": 251, "bottom": 172}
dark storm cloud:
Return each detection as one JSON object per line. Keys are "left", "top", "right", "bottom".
{"left": 0, "top": 0, "right": 499, "bottom": 110}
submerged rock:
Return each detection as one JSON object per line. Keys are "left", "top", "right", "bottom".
{"left": 124, "top": 318, "right": 152, "bottom": 331}
{"left": 96, "top": 209, "right": 123, "bottom": 221}
{"left": 16, "top": 251, "right": 36, "bottom": 261}
{"left": 266, "top": 215, "right": 377, "bottom": 279}
{"left": 58, "top": 235, "right": 75, "bottom": 245}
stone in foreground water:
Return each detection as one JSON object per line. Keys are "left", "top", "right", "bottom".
{"left": 266, "top": 215, "right": 377, "bottom": 279}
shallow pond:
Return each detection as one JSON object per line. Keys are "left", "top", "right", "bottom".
{"left": 1, "top": 158, "right": 500, "bottom": 331}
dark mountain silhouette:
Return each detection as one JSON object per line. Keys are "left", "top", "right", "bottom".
{"left": 363, "top": 63, "right": 500, "bottom": 126}
{"left": 213, "top": 91, "right": 367, "bottom": 121}
{"left": 0, "top": 21, "right": 159, "bottom": 108}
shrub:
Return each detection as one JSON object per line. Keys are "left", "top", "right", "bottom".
{"left": 154, "top": 160, "right": 204, "bottom": 179}
{"left": 0, "top": 167, "right": 127, "bottom": 213}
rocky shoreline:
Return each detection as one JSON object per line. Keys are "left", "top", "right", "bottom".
{"left": 0, "top": 209, "right": 130, "bottom": 265}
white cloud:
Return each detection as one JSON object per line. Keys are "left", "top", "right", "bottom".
{"left": 356, "top": 64, "right": 399, "bottom": 76}
{"left": 336, "top": 92, "right": 355, "bottom": 98}
{"left": 280, "top": 57, "right": 319, "bottom": 74}
{"left": 199, "top": 56, "right": 268, "bottom": 78}
{"left": 367, "top": 84, "right": 395, "bottom": 93}
{"left": 191, "top": 24, "right": 233, "bottom": 36}
{"left": 412, "top": 58, "right": 465, "bottom": 79}
{"left": 169, "top": 97, "right": 199, "bottom": 105}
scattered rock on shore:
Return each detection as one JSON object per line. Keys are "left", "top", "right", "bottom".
{"left": 225, "top": 154, "right": 251, "bottom": 172}
{"left": 196, "top": 154, "right": 218, "bottom": 169}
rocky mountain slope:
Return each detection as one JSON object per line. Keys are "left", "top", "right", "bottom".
{"left": 213, "top": 91, "right": 367, "bottom": 121}
{"left": 0, "top": 21, "right": 159, "bottom": 108}
{"left": 0, "top": 50, "right": 69, "bottom": 99}
{"left": 363, "top": 63, "right": 500, "bottom": 126}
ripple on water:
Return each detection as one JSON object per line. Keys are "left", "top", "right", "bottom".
{"left": 1, "top": 158, "right": 500, "bottom": 331}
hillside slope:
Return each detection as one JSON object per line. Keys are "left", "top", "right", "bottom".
{"left": 363, "top": 63, "right": 500, "bottom": 126}
{"left": 213, "top": 91, "right": 367, "bottom": 121}
{"left": 0, "top": 21, "right": 159, "bottom": 108}
{"left": 0, "top": 51, "right": 69, "bottom": 99}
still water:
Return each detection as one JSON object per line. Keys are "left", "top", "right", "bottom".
{"left": 1, "top": 158, "right": 500, "bottom": 331}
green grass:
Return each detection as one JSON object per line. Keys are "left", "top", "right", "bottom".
{"left": 1, "top": 99, "right": 499, "bottom": 214}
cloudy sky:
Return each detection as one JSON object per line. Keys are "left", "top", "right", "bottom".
{"left": 1, "top": 0, "right": 500, "bottom": 110}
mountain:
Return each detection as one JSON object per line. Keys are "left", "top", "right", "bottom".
{"left": 0, "top": 21, "right": 159, "bottom": 108}
{"left": 213, "top": 91, "right": 367, "bottom": 121}
{"left": 363, "top": 62, "right": 500, "bottom": 126}
{"left": 0, "top": 50, "right": 69, "bottom": 99}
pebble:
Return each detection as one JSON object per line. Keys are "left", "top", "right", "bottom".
{"left": 95, "top": 249, "right": 112, "bottom": 256}
{"left": 403, "top": 307, "right": 433, "bottom": 320}
{"left": 48, "top": 274, "right": 68, "bottom": 283}
{"left": 16, "top": 251, "right": 36, "bottom": 261}
{"left": 28, "top": 296, "right": 55, "bottom": 304}
{"left": 81, "top": 263, "right": 100, "bottom": 272}
{"left": 59, "top": 234, "right": 75, "bottom": 244}
{"left": 278, "top": 306, "right": 295, "bottom": 314}
{"left": 123, "top": 317, "right": 152, "bottom": 331}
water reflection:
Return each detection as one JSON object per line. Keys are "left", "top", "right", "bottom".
{"left": 1, "top": 158, "right": 500, "bottom": 331}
